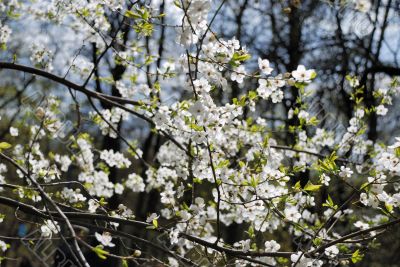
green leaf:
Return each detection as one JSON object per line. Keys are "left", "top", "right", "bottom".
{"left": 152, "top": 219, "right": 158, "bottom": 228}
{"left": 327, "top": 195, "right": 334, "bottom": 206}
{"left": 125, "top": 10, "right": 141, "bottom": 19}
{"left": 133, "top": 21, "right": 154, "bottom": 36}
{"left": 0, "top": 142, "right": 12, "bottom": 151}
{"left": 231, "top": 52, "right": 251, "bottom": 62}
{"left": 193, "top": 177, "right": 203, "bottom": 184}
{"left": 385, "top": 203, "right": 393, "bottom": 213}
{"left": 189, "top": 123, "right": 203, "bottom": 131}
{"left": 303, "top": 182, "right": 322, "bottom": 192}
{"left": 216, "top": 159, "right": 230, "bottom": 168}
{"left": 294, "top": 181, "right": 301, "bottom": 190}
{"left": 314, "top": 153, "right": 337, "bottom": 173}
{"left": 246, "top": 225, "right": 255, "bottom": 238}
{"left": 310, "top": 71, "right": 317, "bottom": 79}
{"left": 98, "top": 198, "right": 107, "bottom": 206}
{"left": 322, "top": 194, "right": 338, "bottom": 210}
{"left": 312, "top": 237, "right": 322, "bottom": 246}
{"left": 248, "top": 90, "right": 258, "bottom": 100}
{"left": 395, "top": 147, "right": 400, "bottom": 157}
{"left": 293, "top": 165, "right": 305, "bottom": 173}
{"left": 238, "top": 161, "right": 246, "bottom": 168}
{"left": 173, "top": 0, "right": 181, "bottom": 8}
{"left": 307, "top": 116, "right": 319, "bottom": 126}
{"left": 92, "top": 245, "right": 108, "bottom": 260}
{"left": 360, "top": 182, "right": 370, "bottom": 190}
{"left": 351, "top": 249, "right": 364, "bottom": 263}
{"left": 122, "top": 259, "right": 129, "bottom": 267}
{"left": 249, "top": 176, "right": 259, "bottom": 188}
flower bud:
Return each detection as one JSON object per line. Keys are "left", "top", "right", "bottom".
{"left": 133, "top": 250, "right": 141, "bottom": 257}
{"left": 35, "top": 107, "right": 45, "bottom": 118}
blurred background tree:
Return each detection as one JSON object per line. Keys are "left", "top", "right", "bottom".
{"left": 0, "top": 0, "right": 399, "bottom": 266}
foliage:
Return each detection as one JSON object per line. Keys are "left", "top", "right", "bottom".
{"left": 0, "top": 0, "right": 399, "bottom": 267}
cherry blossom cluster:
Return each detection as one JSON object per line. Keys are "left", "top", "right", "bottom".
{"left": 0, "top": 1, "right": 399, "bottom": 267}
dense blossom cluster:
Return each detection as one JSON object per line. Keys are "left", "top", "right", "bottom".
{"left": 0, "top": 22, "right": 11, "bottom": 46}
{"left": 178, "top": 0, "right": 211, "bottom": 45}
{"left": 0, "top": 0, "right": 399, "bottom": 266}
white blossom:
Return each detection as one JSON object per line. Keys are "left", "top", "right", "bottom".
{"left": 9, "top": 127, "right": 18, "bottom": 137}
{"left": 339, "top": 166, "right": 353, "bottom": 178}
{"left": 0, "top": 240, "right": 8, "bottom": 252}
{"left": 40, "top": 220, "right": 60, "bottom": 237}
{"left": 95, "top": 232, "right": 115, "bottom": 247}
{"left": 292, "top": 65, "right": 314, "bottom": 82}
{"left": 258, "top": 58, "right": 273, "bottom": 75}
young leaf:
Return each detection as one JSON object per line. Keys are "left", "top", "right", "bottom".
{"left": 351, "top": 249, "right": 364, "bottom": 263}
{"left": 304, "top": 182, "right": 322, "bottom": 192}
{"left": 92, "top": 245, "right": 108, "bottom": 260}
{"left": 152, "top": 219, "right": 158, "bottom": 228}
{"left": 0, "top": 142, "right": 12, "bottom": 151}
